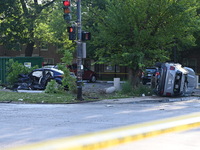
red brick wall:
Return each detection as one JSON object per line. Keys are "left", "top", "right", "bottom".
{"left": 0, "top": 44, "right": 63, "bottom": 65}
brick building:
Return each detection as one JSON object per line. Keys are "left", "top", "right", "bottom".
{"left": 0, "top": 44, "right": 199, "bottom": 80}
{"left": 0, "top": 44, "right": 62, "bottom": 65}
{"left": 181, "top": 48, "right": 200, "bottom": 75}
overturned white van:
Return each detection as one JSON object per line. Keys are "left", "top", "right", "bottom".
{"left": 152, "top": 63, "right": 196, "bottom": 97}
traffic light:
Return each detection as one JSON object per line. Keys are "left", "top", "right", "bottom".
{"left": 67, "top": 26, "right": 76, "bottom": 40}
{"left": 63, "top": 0, "right": 71, "bottom": 22}
{"left": 82, "top": 31, "right": 91, "bottom": 41}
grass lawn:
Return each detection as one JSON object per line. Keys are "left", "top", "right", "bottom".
{"left": 0, "top": 90, "right": 79, "bottom": 104}
{"left": 0, "top": 83, "right": 153, "bottom": 104}
{"left": 0, "top": 90, "right": 129, "bottom": 104}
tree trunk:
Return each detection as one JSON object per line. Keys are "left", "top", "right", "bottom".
{"left": 128, "top": 68, "right": 142, "bottom": 88}
{"left": 25, "top": 42, "right": 34, "bottom": 57}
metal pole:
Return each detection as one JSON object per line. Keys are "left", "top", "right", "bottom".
{"left": 76, "top": 0, "right": 83, "bottom": 100}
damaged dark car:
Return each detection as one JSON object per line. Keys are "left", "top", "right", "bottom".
{"left": 13, "top": 68, "right": 74, "bottom": 90}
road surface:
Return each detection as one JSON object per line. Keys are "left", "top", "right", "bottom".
{"left": 1, "top": 98, "right": 200, "bottom": 149}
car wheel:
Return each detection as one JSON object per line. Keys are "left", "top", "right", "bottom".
{"left": 90, "top": 75, "right": 96, "bottom": 82}
{"left": 142, "top": 81, "right": 146, "bottom": 85}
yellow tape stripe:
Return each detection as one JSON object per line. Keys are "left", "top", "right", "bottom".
{"left": 8, "top": 112, "right": 200, "bottom": 150}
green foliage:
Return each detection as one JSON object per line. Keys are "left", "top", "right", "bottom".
{"left": 0, "top": 0, "right": 59, "bottom": 55}
{"left": 81, "top": 0, "right": 109, "bottom": 59}
{"left": 121, "top": 81, "right": 134, "bottom": 95}
{"left": 58, "top": 50, "right": 77, "bottom": 93}
{"left": 93, "top": 0, "right": 200, "bottom": 68}
{"left": 0, "top": 0, "right": 25, "bottom": 50}
{"left": 83, "top": 0, "right": 200, "bottom": 86}
{"left": 35, "top": 2, "right": 70, "bottom": 46}
{"left": 133, "top": 85, "right": 153, "bottom": 97}
{"left": 6, "top": 59, "right": 37, "bottom": 85}
{"left": 0, "top": 90, "right": 75, "bottom": 104}
{"left": 120, "top": 81, "right": 152, "bottom": 96}
{"left": 45, "top": 80, "right": 64, "bottom": 94}
{"left": 34, "top": 1, "right": 77, "bottom": 93}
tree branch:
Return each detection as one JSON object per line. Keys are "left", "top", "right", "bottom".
{"left": 34, "top": 0, "right": 38, "bottom": 4}
{"left": 20, "top": 0, "right": 28, "bottom": 15}
{"left": 41, "top": 0, "right": 56, "bottom": 10}
{"left": 34, "top": 0, "right": 57, "bottom": 15}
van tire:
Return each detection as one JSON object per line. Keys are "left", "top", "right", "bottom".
{"left": 90, "top": 75, "right": 96, "bottom": 82}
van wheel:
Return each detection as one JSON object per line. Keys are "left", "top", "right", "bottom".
{"left": 90, "top": 76, "right": 96, "bottom": 82}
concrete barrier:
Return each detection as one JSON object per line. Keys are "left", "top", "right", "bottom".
{"left": 114, "top": 78, "right": 120, "bottom": 91}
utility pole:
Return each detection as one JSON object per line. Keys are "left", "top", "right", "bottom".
{"left": 76, "top": 0, "right": 83, "bottom": 100}
{"left": 63, "top": 0, "right": 83, "bottom": 100}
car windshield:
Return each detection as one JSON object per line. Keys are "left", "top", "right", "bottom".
{"left": 32, "top": 71, "right": 43, "bottom": 78}
{"left": 146, "top": 68, "right": 156, "bottom": 73}
{"left": 50, "top": 68, "right": 64, "bottom": 74}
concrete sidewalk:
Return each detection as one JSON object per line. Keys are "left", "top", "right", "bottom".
{"left": 94, "top": 96, "right": 200, "bottom": 104}
{"left": 94, "top": 88, "right": 200, "bottom": 104}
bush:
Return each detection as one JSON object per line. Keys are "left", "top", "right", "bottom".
{"left": 120, "top": 81, "right": 152, "bottom": 96}
{"left": 58, "top": 64, "right": 77, "bottom": 93}
{"left": 45, "top": 80, "right": 64, "bottom": 94}
{"left": 58, "top": 50, "right": 77, "bottom": 93}
{"left": 121, "top": 81, "right": 134, "bottom": 95}
{"left": 6, "top": 59, "right": 37, "bottom": 86}
{"left": 133, "top": 84, "right": 153, "bottom": 96}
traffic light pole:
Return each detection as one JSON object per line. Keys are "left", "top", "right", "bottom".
{"left": 76, "top": 0, "right": 83, "bottom": 100}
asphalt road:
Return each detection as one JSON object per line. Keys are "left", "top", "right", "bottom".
{"left": 1, "top": 98, "right": 200, "bottom": 150}
{"left": 105, "top": 128, "right": 200, "bottom": 150}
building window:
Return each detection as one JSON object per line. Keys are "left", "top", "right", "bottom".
{"left": 104, "top": 64, "right": 120, "bottom": 72}
{"left": 5, "top": 43, "right": 22, "bottom": 51}
{"left": 43, "top": 58, "right": 54, "bottom": 65}
{"left": 40, "top": 42, "right": 48, "bottom": 51}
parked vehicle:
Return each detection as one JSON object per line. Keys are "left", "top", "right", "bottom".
{"left": 68, "top": 64, "right": 97, "bottom": 82}
{"left": 13, "top": 68, "right": 75, "bottom": 90}
{"left": 152, "top": 62, "right": 196, "bottom": 96}
{"left": 142, "top": 67, "right": 158, "bottom": 85}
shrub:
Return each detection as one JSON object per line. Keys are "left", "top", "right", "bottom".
{"left": 6, "top": 59, "right": 37, "bottom": 86}
{"left": 58, "top": 50, "right": 77, "bottom": 93}
{"left": 132, "top": 84, "right": 153, "bottom": 96}
{"left": 120, "top": 81, "right": 152, "bottom": 96}
{"left": 45, "top": 80, "right": 64, "bottom": 94}
{"left": 121, "top": 81, "right": 134, "bottom": 95}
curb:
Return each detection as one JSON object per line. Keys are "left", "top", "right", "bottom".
{"left": 135, "top": 96, "right": 200, "bottom": 103}
{"left": 95, "top": 96, "right": 200, "bottom": 104}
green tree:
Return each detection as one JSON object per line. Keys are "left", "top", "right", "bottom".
{"left": 34, "top": 2, "right": 76, "bottom": 92}
{"left": 0, "top": 0, "right": 58, "bottom": 56}
{"left": 81, "top": 0, "right": 108, "bottom": 59}
{"left": 34, "top": 1, "right": 73, "bottom": 50}
{"left": 92, "top": 0, "right": 200, "bottom": 86}
{"left": 0, "top": 1, "right": 23, "bottom": 50}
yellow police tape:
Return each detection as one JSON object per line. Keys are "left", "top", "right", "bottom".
{"left": 8, "top": 112, "right": 200, "bottom": 150}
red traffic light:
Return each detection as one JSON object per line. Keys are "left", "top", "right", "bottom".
{"left": 63, "top": 0, "right": 71, "bottom": 22}
{"left": 67, "top": 27, "right": 74, "bottom": 33}
{"left": 63, "top": 0, "right": 70, "bottom": 6}
{"left": 67, "top": 27, "right": 76, "bottom": 40}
